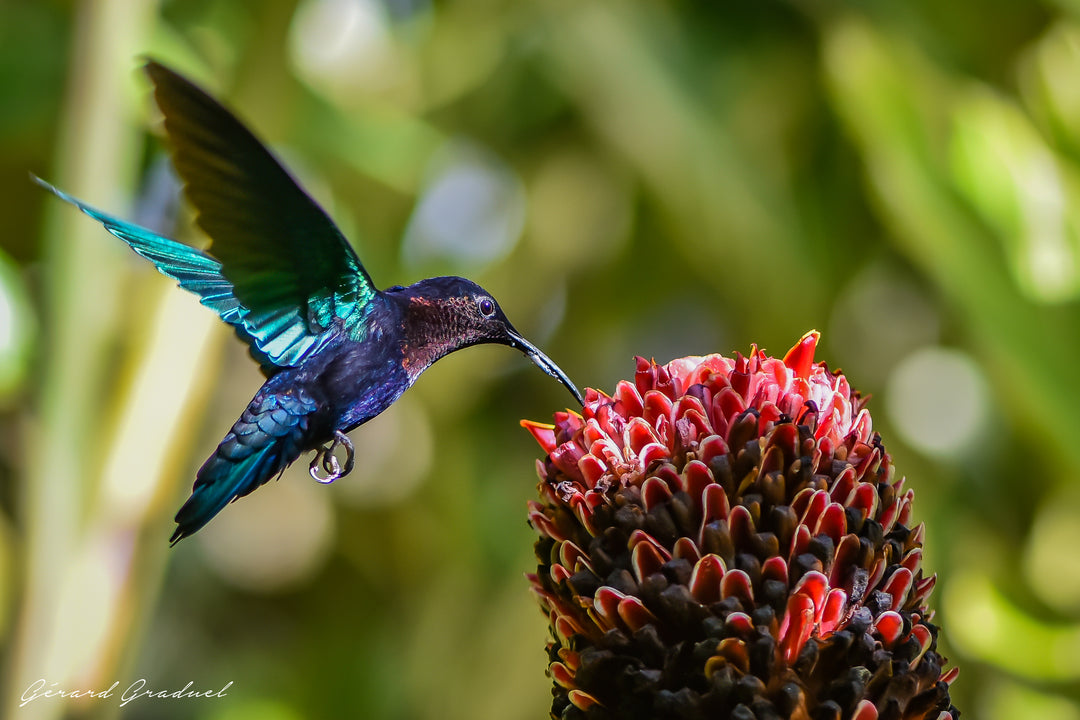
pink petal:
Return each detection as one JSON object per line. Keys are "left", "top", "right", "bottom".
{"left": 725, "top": 611, "right": 754, "bottom": 635}
{"left": 569, "top": 494, "right": 599, "bottom": 537}
{"left": 550, "top": 661, "right": 575, "bottom": 689}
{"left": 613, "top": 379, "right": 644, "bottom": 419}
{"left": 873, "top": 610, "right": 904, "bottom": 646}
{"left": 912, "top": 574, "right": 938, "bottom": 606}
{"left": 550, "top": 441, "right": 586, "bottom": 482}
{"left": 729, "top": 505, "right": 755, "bottom": 550}
{"left": 631, "top": 540, "right": 667, "bottom": 584}
{"left": 851, "top": 699, "right": 878, "bottom": 720}
{"left": 689, "top": 554, "right": 727, "bottom": 604}
{"left": 701, "top": 484, "right": 731, "bottom": 526}
{"left": 712, "top": 387, "right": 746, "bottom": 431}
{"left": 634, "top": 356, "right": 657, "bottom": 396}
{"left": 792, "top": 571, "right": 829, "bottom": 617}
{"left": 626, "top": 416, "right": 659, "bottom": 455}
{"left": 779, "top": 593, "right": 815, "bottom": 666}
{"left": 568, "top": 690, "right": 601, "bottom": 711}
{"left": 765, "top": 422, "right": 800, "bottom": 464}
{"left": 800, "top": 490, "right": 830, "bottom": 532}
{"left": 618, "top": 595, "right": 659, "bottom": 632}
{"left": 819, "top": 588, "right": 847, "bottom": 636}
{"left": 637, "top": 442, "right": 671, "bottom": 472}
{"left": 879, "top": 498, "right": 901, "bottom": 534}
{"left": 559, "top": 541, "right": 590, "bottom": 572}
{"left": 578, "top": 454, "right": 607, "bottom": 488}
{"left": 593, "top": 586, "right": 626, "bottom": 625}
{"left": 653, "top": 463, "right": 685, "bottom": 494}
{"left": 783, "top": 330, "right": 820, "bottom": 380}
{"left": 789, "top": 486, "right": 817, "bottom": 518}
{"left": 815, "top": 502, "right": 847, "bottom": 544}
{"left": 697, "top": 434, "right": 730, "bottom": 465}
{"left": 830, "top": 534, "right": 862, "bottom": 589}
{"left": 643, "top": 390, "right": 674, "bottom": 428}
{"left": 555, "top": 615, "right": 582, "bottom": 642}
{"left": 762, "top": 556, "right": 789, "bottom": 585}
{"left": 720, "top": 569, "right": 754, "bottom": 605}
{"left": 883, "top": 567, "right": 914, "bottom": 611}
{"left": 641, "top": 476, "right": 673, "bottom": 511}
{"left": 550, "top": 564, "right": 572, "bottom": 584}
{"left": 898, "top": 489, "right": 915, "bottom": 527}
{"left": 672, "top": 537, "right": 701, "bottom": 563}
{"left": 520, "top": 419, "right": 557, "bottom": 453}
{"left": 628, "top": 529, "right": 670, "bottom": 557}
{"left": 910, "top": 522, "right": 926, "bottom": 547}
{"left": 789, "top": 524, "right": 812, "bottom": 562}
{"left": 847, "top": 481, "right": 879, "bottom": 520}
{"left": 829, "top": 466, "right": 857, "bottom": 504}
{"left": 683, "top": 460, "right": 715, "bottom": 508}
{"left": 908, "top": 623, "right": 932, "bottom": 667}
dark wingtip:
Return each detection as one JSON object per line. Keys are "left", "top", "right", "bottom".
{"left": 31, "top": 175, "right": 85, "bottom": 210}
{"left": 30, "top": 172, "right": 54, "bottom": 193}
{"left": 142, "top": 57, "right": 170, "bottom": 83}
{"left": 140, "top": 58, "right": 176, "bottom": 98}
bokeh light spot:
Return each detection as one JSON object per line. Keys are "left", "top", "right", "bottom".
{"left": 196, "top": 471, "right": 335, "bottom": 593}
{"left": 1025, "top": 485, "right": 1080, "bottom": 614}
{"left": 829, "top": 261, "right": 940, "bottom": 387}
{"left": 885, "top": 346, "right": 989, "bottom": 458}
{"left": 402, "top": 140, "right": 525, "bottom": 271}
{"left": 947, "top": 568, "right": 1080, "bottom": 682}
{"left": 290, "top": 0, "right": 401, "bottom": 95}
{"left": 0, "top": 248, "right": 35, "bottom": 401}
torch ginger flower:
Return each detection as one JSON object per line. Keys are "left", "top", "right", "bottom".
{"left": 523, "top": 332, "right": 958, "bottom": 720}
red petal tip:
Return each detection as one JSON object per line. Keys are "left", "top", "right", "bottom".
{"left": 568, "top": 690, "right": 601, "bottom": 711}
{"left": 783, "top": 330, "right": 821, "bottom": 380}
{"left": 852, "top": 699, "right": 879, "bottom": 720}
{"left": 520, "top": 419, "right": 558, "bottom": 453}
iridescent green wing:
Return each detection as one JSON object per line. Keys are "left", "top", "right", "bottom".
{"left": 32, "top": 176, "right": 284, "bottom": 374}
{"left": 145, "top": 61, "right": 378, "bottom": 367}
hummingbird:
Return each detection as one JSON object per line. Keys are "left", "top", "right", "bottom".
{"left": 36, "top": 61, "right": 582, "bottom": 544}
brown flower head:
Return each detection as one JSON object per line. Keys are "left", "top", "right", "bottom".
{"left": 522, "top": 332, "right": 958, "bottom": 720}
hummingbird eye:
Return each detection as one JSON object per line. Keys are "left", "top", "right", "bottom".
{"left": 477, "top": 296, "right": 496, "bottom": 318}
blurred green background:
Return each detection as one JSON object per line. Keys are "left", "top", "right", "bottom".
{"left": 2, "top": 0, "right": 1080, "bottom": 718}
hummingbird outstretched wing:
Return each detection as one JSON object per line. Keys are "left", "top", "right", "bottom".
{"left": 31, "top": 177, "right": 286, "bottom": 373}
{"left": 144, "top": 60, "right": 378, "bottom": 367}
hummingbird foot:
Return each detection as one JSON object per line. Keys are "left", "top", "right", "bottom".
{"left": 309, "top": 430, "right": 355, "bottom": 484}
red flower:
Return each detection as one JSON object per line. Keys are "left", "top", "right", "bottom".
{"left": 523, "top": 332, "right": 957, "bottom": 720}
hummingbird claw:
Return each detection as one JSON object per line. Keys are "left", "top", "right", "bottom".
{"left": 309, "top": 430, "right": 355, "bottom": 484}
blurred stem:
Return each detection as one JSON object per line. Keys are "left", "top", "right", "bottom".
{"left": 538, "top": 2, "right": 822, "bottom": 335}
{"left": 822, "top": 18, "right": 1080, "bottom": 467}
{"left": 4, "top": 0, "right": 157, "bottom": 717}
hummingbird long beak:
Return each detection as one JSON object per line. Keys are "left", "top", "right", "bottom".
{"left": 507, "top": 330, "right": 584, "bottom": 406}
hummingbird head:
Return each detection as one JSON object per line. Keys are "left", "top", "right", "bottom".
{"left": 393, "top": 277, "right": 583, "bottom": 405}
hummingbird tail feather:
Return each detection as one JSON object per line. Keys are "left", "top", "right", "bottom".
{"left": 170, "top": 387, "right": 321, "bottom": 544}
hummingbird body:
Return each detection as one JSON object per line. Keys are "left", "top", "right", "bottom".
{"left": 179, "top": 330, "right": 405, "bottom": 540}
{"left": 38, "top": 62, "right": 581, "bottom": 543}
